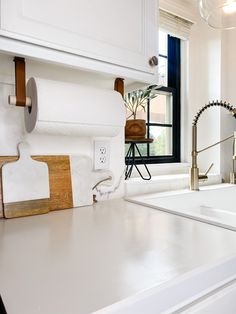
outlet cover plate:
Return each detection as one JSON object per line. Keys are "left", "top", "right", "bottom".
{"left": 94, "top": 140, "right": 110, "bottom": 170}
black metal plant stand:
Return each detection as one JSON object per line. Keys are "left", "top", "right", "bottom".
{"left": 0, "top": 295, "right": 7, "bottom": 314}
{"left": 125, "top": 138, "right": 153, "bottom": 180}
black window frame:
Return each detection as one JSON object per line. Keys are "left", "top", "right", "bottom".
{"left": 125, "top": 34, "right": 181, "bottom": 165}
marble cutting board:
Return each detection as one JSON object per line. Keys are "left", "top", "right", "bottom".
{"left": 2, "top": 142, "right": 50, "bottom": 218}
{"left": 0, "top": 154, "right": 93, "bottom": 218}
{"left": 70, "top": 156, "right": 93, "bottom": 207}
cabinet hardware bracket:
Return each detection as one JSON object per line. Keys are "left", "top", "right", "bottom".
{"left": 8, "top": 57, "right": 31, "bottom": 107}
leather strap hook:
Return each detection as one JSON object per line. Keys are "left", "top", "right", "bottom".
{"left": 8, "top": 57, "right": 31, "bottom": 107}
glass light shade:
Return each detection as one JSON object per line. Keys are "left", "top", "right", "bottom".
{"left": 199, "top": 0, "right": 236, "bottom": 29}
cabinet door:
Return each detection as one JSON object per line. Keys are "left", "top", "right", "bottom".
{"left": 0, "top": 0, "right": 158, "bottom": 75}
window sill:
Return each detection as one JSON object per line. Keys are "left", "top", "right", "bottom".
{"left": 124, "top": 173, "right": 222, "bottom": 197}
{"left": 127, "top": 162, "right": 190, "bottom": 178}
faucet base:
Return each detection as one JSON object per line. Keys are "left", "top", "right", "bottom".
{"left": 190, "top": 167, "right": 199, "bottom": 191}
{"left": 230, "top": 172, "right": 236, "bottom": 184}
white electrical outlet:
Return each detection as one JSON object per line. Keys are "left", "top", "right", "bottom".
{"left": 94, "top": 140, "right": 110, "bottom": 170}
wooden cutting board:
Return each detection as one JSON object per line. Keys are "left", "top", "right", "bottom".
{"left": 0, "top": 157, "right": 17, "bottom": 218}
{"left": 0, "top": 155, "right": 73, "bottom": 218}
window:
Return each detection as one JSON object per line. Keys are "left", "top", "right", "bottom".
{"left": 125, "top": 31, "right": 181, "bottom": 164}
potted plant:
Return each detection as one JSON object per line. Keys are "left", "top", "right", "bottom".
{"left": 124, "top": 85, "right": 160, "bottom": 139}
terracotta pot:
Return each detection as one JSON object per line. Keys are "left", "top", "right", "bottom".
{"left": 125, "top": 119, "right": 146, "bottom": 139}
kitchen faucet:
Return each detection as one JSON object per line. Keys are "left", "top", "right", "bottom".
{"left": 190, "top": 101, "right": 236, "bottom": 191}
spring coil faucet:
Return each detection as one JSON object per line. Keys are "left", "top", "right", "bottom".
{"left": 190, "top": 100, "right": 236, "bottom": 191}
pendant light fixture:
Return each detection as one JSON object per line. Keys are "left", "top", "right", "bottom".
{"left": 199, "top": 0, "right": 236, "bottom": 29}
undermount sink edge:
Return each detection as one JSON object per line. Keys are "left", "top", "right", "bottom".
{"left": 126, "top": 184, "right": 236, "bottom": 231}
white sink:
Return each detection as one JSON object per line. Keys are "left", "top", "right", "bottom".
{"left": 126, "top": 184, "right": 236, "bottom": 231}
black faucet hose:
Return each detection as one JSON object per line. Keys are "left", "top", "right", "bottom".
{"left": 193, "top": 100, "right": 236, "bottom": 126}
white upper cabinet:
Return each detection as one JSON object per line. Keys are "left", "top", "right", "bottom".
{"left": 0, "top": 0, "right": 159, "bottom": 83}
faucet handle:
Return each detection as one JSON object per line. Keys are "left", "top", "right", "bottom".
{"left": 199, "top": 163, "right": 214, "bottom": 180}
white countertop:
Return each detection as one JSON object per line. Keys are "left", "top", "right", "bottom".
{"left": 1, "top": 198, "right": 236, "bottom": 314}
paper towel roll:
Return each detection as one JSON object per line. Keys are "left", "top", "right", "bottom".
{"left": 25, "top": 77, "right": 125, "bottom": 137}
